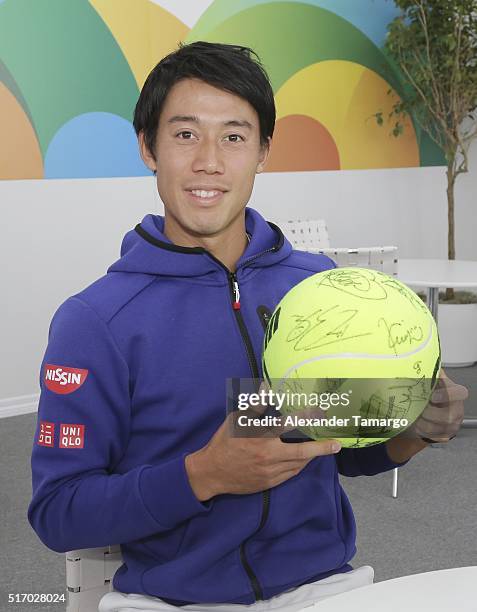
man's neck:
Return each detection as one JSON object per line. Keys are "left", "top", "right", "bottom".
{"left": 163, "top": 217, "right": 249, "bottom": 272}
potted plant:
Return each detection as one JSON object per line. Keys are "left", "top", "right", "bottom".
{"left": 379, "top": 0, "right": 477, "bottom": 366}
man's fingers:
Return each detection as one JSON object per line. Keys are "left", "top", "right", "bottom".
{"left": 274, "top": 406, "right": 331, "bottom": 434}
{"left": 439, "top": 367, "right": 449, "bottom": 381}
{"left": 432, "top": 372, "right": 469, "bottom": 404}
{"left": 269, "top": 438, "right": 341, "bottom": 460}
{"left": 415, "top": 421, "right": 459, "bottom": 438}
{"left": 419, "top": 400, "right": 465, "bottom": 422}
{"left": 243, "top": 380, "right": 273, "bottom": 418}
{"left": 431, "top": 383, "right": 468, "bottom": 404}
{"left": 413, "top": 394, "right": 465, "bottom": 440}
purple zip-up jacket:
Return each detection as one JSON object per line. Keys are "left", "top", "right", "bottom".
{"left": 28, "top": 207, "right": 408, "bottom": 605}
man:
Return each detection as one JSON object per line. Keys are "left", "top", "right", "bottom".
{"left": 28, "top": 42, "right": 467, "bottom": 612}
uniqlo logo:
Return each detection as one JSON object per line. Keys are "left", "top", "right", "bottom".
{"left": 59, "top": 424, "right": 85, "bottom": 449}
{"left": 38, "top": 421, "right": 55, "bottom": 447}
{"left": 44, "top": 364, "right": 88, "bottom": 394}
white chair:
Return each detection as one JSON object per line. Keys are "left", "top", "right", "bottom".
{"left": 66, "top": 545, "right": 122, "bottom": 611}
{"left": 318, "top": 246, "right": 398, "bottom": 276}
{"left": 279, "top": 219, "right": 398, "bottom": 275}
{"left": 64, "top": 544, "right": 356, "bottom": 611}
{"left": 279, "top": 218, "right": 331, "bottom": 250}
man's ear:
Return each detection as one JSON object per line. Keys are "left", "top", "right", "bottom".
{"left": 256, "top": 137, "right": 271, "bottom": 174}
{"left": 138, "top": 131, "right": 157, "bottom": 174}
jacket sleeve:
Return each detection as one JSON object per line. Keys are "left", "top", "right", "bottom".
{"left": 335, "top": 442, "right": 410, "bottom": 477}
{"left": 28, "top": 297, "right": 212, "bottom": 553}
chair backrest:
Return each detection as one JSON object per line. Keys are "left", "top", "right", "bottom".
{"left": 65, "top": 545, "right": 123, "bottom": 611}
{"left": 318, "top": 246, "right": 398, "bottom": 276}
{"left": 278, "top": 217, "right": 398, "bottom": 275}
{"left": 279, "top": 219, "right": 330, "bottom": 249}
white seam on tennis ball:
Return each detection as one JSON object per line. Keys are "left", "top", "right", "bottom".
{"left": 279, "top": 323, "right": 434, "bottom": 381}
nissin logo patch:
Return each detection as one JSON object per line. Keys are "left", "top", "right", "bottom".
{"left": 44, "top": 365, "right": 88, "bottom": 394}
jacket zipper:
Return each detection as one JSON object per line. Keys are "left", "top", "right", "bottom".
{"left": 133, "top": 222, "right": 284, "bottom": 600}
{"left": 227, "top": 270, "right": 272, "bottom": 601}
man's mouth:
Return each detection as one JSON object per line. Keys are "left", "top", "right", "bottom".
{"left": 186, "top": 189, "right": 226, "bottom": 203}
{"left": 190, "top": 189, "right": 222, "bottom": 198}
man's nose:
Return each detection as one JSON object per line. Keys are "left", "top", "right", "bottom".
{"left": 192, "top": 138, "right": 224, "bottom": 174}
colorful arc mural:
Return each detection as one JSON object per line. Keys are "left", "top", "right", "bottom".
{"left": 0, "top": 0, "right": 445, "bottom": 180}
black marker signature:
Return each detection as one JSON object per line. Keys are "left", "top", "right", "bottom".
{"left": 389, "top": 377, "right": 432, "bottom": 409}
{"left": 287, "top": 305, "right": 372, "bottom": 351}
{"left": 378, "top": 317, "right": 424, "bottom": 355}
{"left": 318, "top": 269, "right": 388, "bottom": 300}
{"left": 381, "top": 279, "right": 429, "bottom": 313}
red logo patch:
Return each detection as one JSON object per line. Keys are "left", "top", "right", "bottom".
{"left": 59, "top": 424, "right": 85, "bottom": 449}
{"left": 38, "top": 421, "right": 55, "bottom": 447}
{"left": 44, "top": 364, "right": 88, "bottom": 394}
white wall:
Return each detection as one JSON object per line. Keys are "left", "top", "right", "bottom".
{"left": 1, "top": 142, "right": 476, "bottom": 408}
{"left": 150, "top": 0, "right": 215, "bottom": 27}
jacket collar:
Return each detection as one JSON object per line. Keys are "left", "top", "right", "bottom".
{"left": 108, "top": 207, "right": 292, "bottom": 278}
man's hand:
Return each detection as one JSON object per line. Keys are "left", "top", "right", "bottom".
{"left": 410, "top": 368, "right": 468, "bottom": 443}
{"left": 185, "top": 402, "right": 341, "bottom": 501}
{"left": 386, "top": 369, "right": 468, "bottom": 463}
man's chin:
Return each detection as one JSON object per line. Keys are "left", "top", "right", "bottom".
{"left": 185, "top": 212, "right": 243, "bottom": 239}
{"left": 165, "top": 206, "right": 246, "bottom": 244}
{"left": 185, "top": 223, "right": 228, "bottom": 239}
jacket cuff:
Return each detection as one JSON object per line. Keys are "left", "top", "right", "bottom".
{"left": 354, "top": 441, "right": 410, "bottom": 475}
{"left": 139, "top": 454, "right": 212, "bottom": 529}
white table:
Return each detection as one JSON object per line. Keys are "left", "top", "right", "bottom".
{"left": 397, "top": 258, "right": 477, "bottom": 428}
{"left": 397, "top": 258, "right": 477, "bottom": 322}
{"left": 306, "top": 566, "right": 477, "bottom": 612}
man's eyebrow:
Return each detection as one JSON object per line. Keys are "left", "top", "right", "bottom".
{"left": 167, "top": 115, "right": 253, "bottom": 129}
{"left": 167, "top": 115, "right": 200, "bottom": 124}
{"left": 223, "top": 119, "right": 253, "bottom": 130}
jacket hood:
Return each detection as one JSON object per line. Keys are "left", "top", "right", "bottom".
{"left": 107, "top": 207, "right": 292, "bottom": 278}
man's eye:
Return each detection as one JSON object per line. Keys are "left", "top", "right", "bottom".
{"left": 177, "top": 131, "right": 194, "bottom": 139}
{"left": 226, "top": 134, "right": 243, "bottom": 142}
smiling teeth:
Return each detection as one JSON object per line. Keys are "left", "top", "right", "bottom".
{"left": 191, "top": 190, "right": 220, "bottom": 198}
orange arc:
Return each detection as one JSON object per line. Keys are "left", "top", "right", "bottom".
{"left": 0, "top": 82, "right": 43, "bottom": 179}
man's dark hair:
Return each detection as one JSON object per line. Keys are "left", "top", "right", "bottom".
{"left": 133, "top": 41, "right": 276, "bottom": 158}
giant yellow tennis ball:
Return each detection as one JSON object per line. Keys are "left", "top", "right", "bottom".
{"left": 262, "top": 268, "right": 441, "bottom": 448}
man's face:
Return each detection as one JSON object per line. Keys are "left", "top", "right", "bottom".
{"left": 139, "top": 78, "right": 270, "bottom": 240}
